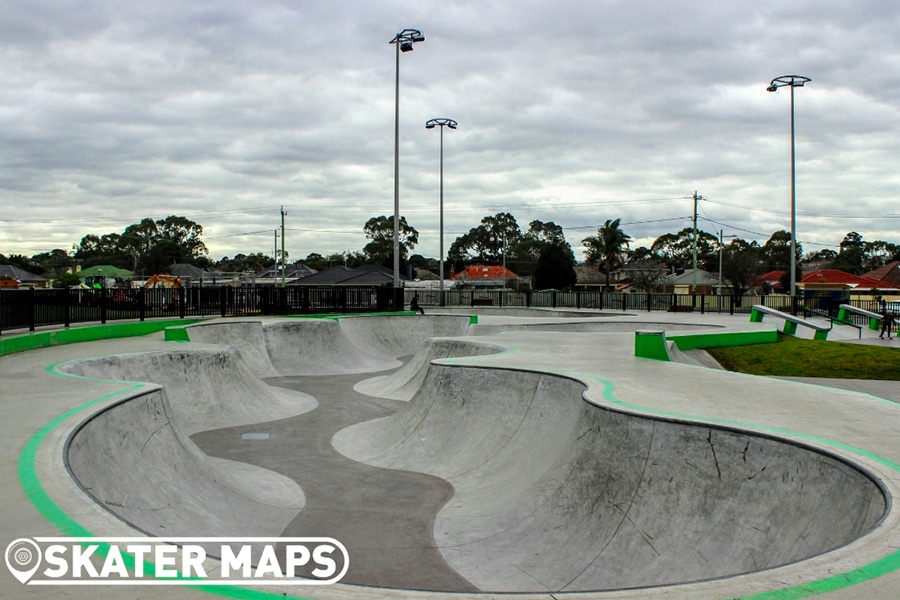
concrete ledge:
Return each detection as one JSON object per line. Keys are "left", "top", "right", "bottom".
{"left": 634, "top": 329, "right": 670, "bottom": 361}
{"left": 750, "top": 305, "right": 830, "bottom": 340}
{"left": 0, "top": 319, "right": 202, "bottom": 357}
{"left": 837, "top": 304, "right": 883, "bottom": 331}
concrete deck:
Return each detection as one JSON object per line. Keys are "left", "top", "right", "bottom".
{"left": 1, "top": 310, "right": 899, "bottom": 599}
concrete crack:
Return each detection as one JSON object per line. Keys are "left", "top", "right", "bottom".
{"left": 707, "top": 430, "right": 721, "bottom": 480}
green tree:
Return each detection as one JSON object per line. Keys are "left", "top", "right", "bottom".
{"left": 0, "top": 254, "right": 34, "bottom": 271}
{"left": 363, "top": 215, "right": 418, "bottom": 268}
{"left": 832, "top": 231, "right": 865, "bottom": 274}
{"left": 74, "top": 216, "right": 208, "bottom": 272}
{"left": 583, "top": 218, "right": 632, "bottom": 291}
{"left": 30, "top": 249, "right": 74, "bottom": 276}
{"left": 216, "top": 253, "right": 274, "bottom": 273}
{"left": 761, "top": 230, "right": 802, "bottom": 289}
{"left": 864, "top": 240, "right": 900, "bottom": 271}
{"left": 51, "top": 272, "right": 83, "bottom": 288}
{"left": 513, "top": 220, "right": 571, "bottom": 262}
{"left": 721, "top": 238, "right": 762, "bottom": 296}
{"left": 532, "top": 244, "right": 577, "bottom": 291}
{"left": 449, "top": 212, "right": 522, "bottom": 266}
{"left": 649, "top": 227, "right": 718, "bottom": 272}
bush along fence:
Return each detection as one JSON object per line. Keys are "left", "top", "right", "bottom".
{"left": 0, "top": 286, "right": 883, "bottom": 335}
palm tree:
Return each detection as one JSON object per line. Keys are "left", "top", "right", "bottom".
{"left": 583, "top": 218, "right": 632, "bottom": 291}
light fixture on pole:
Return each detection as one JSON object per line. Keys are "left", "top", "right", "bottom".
{"left": 426, "top": 118, "right": 457, "bottom": 306}
{"left": 389, "top": 28, "right": 425, "bottom": 289}
{"left": 767, "top": 74, "right": 810, "bottom": 299}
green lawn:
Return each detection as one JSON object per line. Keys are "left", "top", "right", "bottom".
{"left": 706, "top": 334, "right": 900, "bottom": 380}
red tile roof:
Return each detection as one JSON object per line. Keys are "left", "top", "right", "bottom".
{"left": 800, "top": 268, "right": 900, "bottom": 289}
{"left": 748, "top": 270, "right": 786, "bottom": 289}
{"left": 452, "top": 265, "right": 518, "bottom": 280}
{"left": 863, "top": 261, "right": 900, "bottom": 287}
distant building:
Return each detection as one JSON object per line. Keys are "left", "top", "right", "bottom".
{"left": 749, "top": 270, "right": 786, "bottom": 294}
{"left": 662, "top": 270, "right": 720, "bottom": 295}
{"left": 800, "top": 268, "right": 900, "bottom": 294}
{"left": 166, "top": 263, "right": 226, "bottom": 286}
{"left": 863, "top": 261, "right": 900, "bottom": 289}
{"left": 452, "top": 265, "right": 518, "bottom": 289}
{"left": 288, "top": 264, "right": 394, "bottom": 286}
{"left": 0, "top": 264, "right": 49, "bottom": 288}
{"left": 257, "top": 262, "right": 318, "bottom": 286}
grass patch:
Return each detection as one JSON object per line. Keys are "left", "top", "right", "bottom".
{"left": 706, "top": 334, "right": 900, "bottom": 380}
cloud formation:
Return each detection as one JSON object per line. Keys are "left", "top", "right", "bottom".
{"left": 2, "top": 1, "right": 898, "bottom": 263}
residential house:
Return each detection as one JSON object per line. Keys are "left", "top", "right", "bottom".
{"left": 662, "top": 270, "right": 720, "bottom": 295}
{"left": 453, "top": 265, "right": 518, "bottom": 290}
{"left": 288, "top": 264, "right": 395, "bottom": 286}
{"left": 0, "top": 264, "right": 49, "bottom": 288}
{"left": 799, "top": 268, "right": 900, "bottom": 304}
{"left": 257, "top": 261, "right": 318, "bottom": 286}
{"left": 749, "top": 270, "right": 787, "bottom": 294}
{"left": 864, "top": 261, "right": 900, "bottom": 289}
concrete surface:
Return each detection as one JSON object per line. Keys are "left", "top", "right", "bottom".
{"left": 1, "top": 310, "right": 899, "bottom": 600}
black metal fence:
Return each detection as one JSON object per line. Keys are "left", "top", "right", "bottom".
{"left": 1, "top": 286, "right": 404, "bottom": 334}
{"left": 1, "top": 286, "right": 885, "bottom": 335}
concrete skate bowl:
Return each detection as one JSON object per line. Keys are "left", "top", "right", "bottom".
{"left": 60, "top": 346, "right": 317, "bottom": 539}
{"left": 180, "top": 314, "right": 474, "bottom": 376}
{"left": 57, "top": 314, "right": 887, "bottom": 593}
{"left": 60, "top": 315, "right": 481, "bottom": 540}
{"left": 336, "top": 363, "right": 888, "bottom": 593}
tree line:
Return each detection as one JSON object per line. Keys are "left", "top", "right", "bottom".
{"left": 2, "top": 213, "right": 898, "bottom": 292}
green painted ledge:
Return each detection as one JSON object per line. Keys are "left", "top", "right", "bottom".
{"left": 635, "top": 328, "right": 778, "bottom": 361}
{"left": 668, "top": 328, "right": 778, "bottom": 351}
{"left": 0, "top": 319, "right": 203, "bottom": 357}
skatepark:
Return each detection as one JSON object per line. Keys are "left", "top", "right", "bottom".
{"left": 2, "top": 308, "right": 900, "bottom": 599}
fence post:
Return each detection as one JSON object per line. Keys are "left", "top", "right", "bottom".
{"left": 28, "top": 288, "right": 36, "bottom": 331}
{"left": 100, "top": 287, "right": 108, "bottom": 324}
{"left": 64, "top": 289, "right": 72, "bottom": 328}
{"left": 220, "top": 286, "right": 227, "bottom": 318}
{"left": 178, "top": 287, "right": 186, "bottom": 319}
{"left": 139, "top": 288, "right": 146, "bottom": 322}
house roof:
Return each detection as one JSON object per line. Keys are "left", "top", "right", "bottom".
{"left": 664, "top": 269, "right": 720, "bottom": 286}
{"left": 800, "top": 268, "right": 900, "bottom": 289}
{"left": 289, "top": 264, "right": 395, "bottom": 286}
{"left": 0, "top": 264, "right": 47, "bottom": 282}
{"left": 748, "top": 270, "right": 786, "bottom": 290}
{"left": 863, "top": 261, "right": 900, "bottom": 287}
{"left": 452, "top": 265, "right": 517, "bottom": 280}
{"left": 77, "top": 264, "right": 134, "bottom": 279}
{"left": 413, "top": 268, "right": 440, "bottom": 281}
{"left": 258, "top": 262, "right": 317, "bottom": 280}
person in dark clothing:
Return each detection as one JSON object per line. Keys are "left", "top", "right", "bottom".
{"left": 410, "top": 293, "right": 425, "bottom": 315}
{"left": 880, "top": 309, "right": 895, "bottom": 339}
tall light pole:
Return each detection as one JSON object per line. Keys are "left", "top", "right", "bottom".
{"left": 390, "top": 28, "right": 425, "bottom": 288}
{"left": 768, "top": 74, "right": 810, "bottom": 299}
{"left": 426, "top": 118, "right": 457, "bottom": 306}
{"left": 718, "top": 229, "right": 736, "bottom": 295}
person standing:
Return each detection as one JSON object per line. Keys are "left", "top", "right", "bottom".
{"left": 880, "top": 308, "right": 895, "bottom": 339}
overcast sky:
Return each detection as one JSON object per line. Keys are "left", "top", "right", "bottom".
{"left": 2, "top": 0, "right": 899, "bottom": 265}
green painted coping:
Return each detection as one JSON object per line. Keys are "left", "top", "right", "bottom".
{"left": 0, "top": 319, "right": 202, "bottom": 357}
